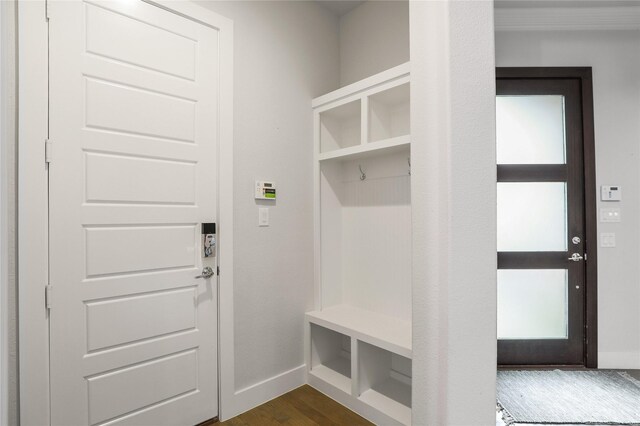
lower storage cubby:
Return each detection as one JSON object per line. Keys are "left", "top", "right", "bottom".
{"left": 309, "top": 324, "right": 352, "bottom": 394}
{"left": 357, "top": 341, "right": 412, "bottom": 425}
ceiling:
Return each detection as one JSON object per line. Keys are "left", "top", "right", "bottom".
{"left": 315, "top": 0, "right": 366, "bottom": 16}
{"left": 495, "top": 0, "right": 640, "bottom": 8}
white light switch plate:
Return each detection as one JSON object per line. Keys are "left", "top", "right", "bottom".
{"left": 601, "top": 232, "right": 616, "bottom": 248}
{"left": 600, "top": 207, "right": 621, "bottom": 223}
{"left": 258, "top": 207, "right": 269, "bottom": 227}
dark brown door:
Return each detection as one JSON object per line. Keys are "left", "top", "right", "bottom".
{"left": 496, "top": 68, "right": 597, "bottom": 366}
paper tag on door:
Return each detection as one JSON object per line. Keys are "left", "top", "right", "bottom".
{"left": 203, "top": 234, "right": 216, "bottom": 258}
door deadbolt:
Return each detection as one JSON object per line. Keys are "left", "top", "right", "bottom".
{"left": 572, "top": 236, "right": 581, "bottom": 244}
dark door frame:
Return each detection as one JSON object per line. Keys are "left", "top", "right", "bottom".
{"left": 496, "top": 67, "right": 598, "bottom": 368}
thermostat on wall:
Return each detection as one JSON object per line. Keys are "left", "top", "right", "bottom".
{"left": 601, "top": 185, "right": 622, "bottom": 201}
{"left": 255, "top": 181, "right": 276, "bottom": 200}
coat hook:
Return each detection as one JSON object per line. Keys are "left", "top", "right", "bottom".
{"left": 408, "top": 157, "right": 411, "bottom": 176}
{"left": 359, "top": 164, "right": 366, "bottom": 181}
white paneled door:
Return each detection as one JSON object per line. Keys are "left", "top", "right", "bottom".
{"left": 48, "top": 1, "right": 220, "bottom": 424}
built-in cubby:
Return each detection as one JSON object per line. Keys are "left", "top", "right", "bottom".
{"left": 307, "top": 63, "right": 412, "bottom": 426}
{"left": 358, "top": 341, "right": 412, "bottom": 425}
{"left": 309, "top": 324, "right": 352, "bottom": 394}
{"left": 319, "top": 99, "right": 361, "bottom": 153}
{"left": 368, "top": 82, "right": 410, "bottom": 143}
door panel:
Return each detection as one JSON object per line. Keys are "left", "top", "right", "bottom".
{"left": 49, "top": 1, "right": 219, "bottom": 424}
{"left": 85, "top": 152, "right": 197, "bottom": 204}
{"left": 84, "top": 225, "right": 197, "bottom": 276}
{"left": 85, "top": 77, "right": 197, "bottom": 142}
{"left": 87, "top": 350, "right": 198, "bottom": 425}
{"left": 497, "top": 182, "right": 568, "bottom": 252}
{"left": 85, "top": 288, "right": 197, "bottom": 352}
{"left": 85, "top": 3, "right": 197, "bottom": 80}
{"left": 497, "top": 269, "right": 568, "bottom": 340}
{"left": 497, "top": 76, "right": 586, "bottom": 365}
{"left": 496, "top": 94, "right": 566, "bottom": 164}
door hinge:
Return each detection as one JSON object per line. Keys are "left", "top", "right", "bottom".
{"left": 45, "top": 0, "right": 50, "bottom": 20}
{"left": 217, "top": 266, "right": 220, "bottom": 276}
{"left": 45, "top": 139, "right": 53, "bottom": 163}
{"left": 45, "top": 285, "right": 53, "bottom": 310}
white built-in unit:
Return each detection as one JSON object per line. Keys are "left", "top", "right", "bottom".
{"left": 306, "top": 63, "right": 412, "bottom": 425}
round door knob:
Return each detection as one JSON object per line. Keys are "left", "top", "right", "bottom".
{"left": 195, "top": 266, "right": 215, "bottom": 279}
{"left": 568, "top": 253, "right": 584, "bottom": 262}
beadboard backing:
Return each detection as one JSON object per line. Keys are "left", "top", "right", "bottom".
{"left": 320, "top": 150, "right": 411, "bottom": 320}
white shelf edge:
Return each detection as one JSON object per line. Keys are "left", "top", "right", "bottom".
{"left": 306, "top": 306, "right": 412, "bottom": 359}
{"left": 312, "top": 62, "right": 410, "bottom": 109}
{"left": 359, "top": 387, "right": 412, "bottom": 426}
{"left": 317, "top": 135, "right": 410, "bottom": 162}
{"left": 309, "top": 364, "right": 351, "bottom": 395}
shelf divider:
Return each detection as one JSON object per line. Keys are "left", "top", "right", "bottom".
{"left": 359, "top": 384, "right": 411, "bottom": 425}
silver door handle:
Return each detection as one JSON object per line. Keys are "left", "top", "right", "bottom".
{"left": 195, "top": 266, "right": 215, "bottom": 279}
{"left": 568, "top": 253, "right": 584, "bottom": 262}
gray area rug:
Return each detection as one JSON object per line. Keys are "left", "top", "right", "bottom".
{"left": 497, "top": 370, "right": 640, "bottom": 425}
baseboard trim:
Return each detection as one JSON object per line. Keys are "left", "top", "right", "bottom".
{"left": 223, "top": 364, "right": 306, "bottom": 421}
{"left": 598, "top": 351, "right": 640, "bottom": 369}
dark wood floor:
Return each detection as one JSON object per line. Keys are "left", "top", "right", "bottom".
{"left": 205, "top": 385, "right": 372, "bottom": 426}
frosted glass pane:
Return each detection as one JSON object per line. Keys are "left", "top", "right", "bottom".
{"left": 497, "top": 95, "right": 566, "bottom": 164}
{"left": 498, "top": 269, "right": 568, "bottom": 339}
{"left": 497, "top": 183, "right": 567, "bottom": 251}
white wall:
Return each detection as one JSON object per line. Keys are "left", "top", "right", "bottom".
{"left": 198, "top": 0, "right": 340, "bottom": 396}
{"left": 1, "top": 1, "right": 17, "bottom": 424}
{"left": 411, "top": 1, "right": 497, "bottom": 424}
{"left": 339, "top": 0, "right": 409, "bottom": 86}
{"left": 496, "top": 30, "right": 640, "bottom": 368}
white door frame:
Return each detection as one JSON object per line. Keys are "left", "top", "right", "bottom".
{"left": 18, "top": 1, "right": 236, "bottom": 423}
{"left": 0, "top": 2, "right": 15, "bottom": 424}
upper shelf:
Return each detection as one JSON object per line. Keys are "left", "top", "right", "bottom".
{"left": 312, "top": 62, "right": 410, "bottom": 110}
{"left": 317, "top": 135, "right": 409, "bottom": 162}
{"left": 314, "top": 62, "right": 411, "bottom": 161}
